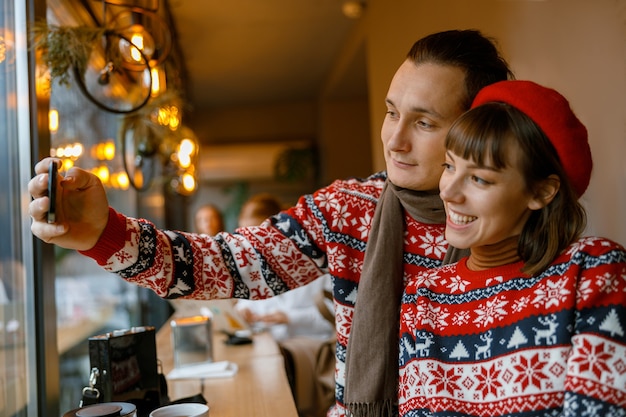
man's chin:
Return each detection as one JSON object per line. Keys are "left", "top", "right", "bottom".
{"left": 387, "top": 168, "right": 439, "bottom": 192}
{"left": 387, "top": 172, "right": 432, "bottom": 192}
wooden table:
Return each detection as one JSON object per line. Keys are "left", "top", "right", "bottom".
{"left": 57, "top": 304, "right": 114, "bottom": 354}
{"left": 156, "top": 318, "right": 299, "bottom": 417}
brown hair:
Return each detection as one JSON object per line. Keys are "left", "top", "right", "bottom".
{"left": 445, "top": 102, "right": 586, "bottom": 275}
{"left": 407, "top": 29, "right": 514, "bottom": 110}
{"left": 238, "top": 193, "right": 283, "bottom": 226}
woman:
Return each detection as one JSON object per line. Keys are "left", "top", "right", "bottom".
{"left": 398, "top": 80, "right": 626, "bottom": 416}
{"left": 194, "top": 203, "right": 225, "bottom": 235}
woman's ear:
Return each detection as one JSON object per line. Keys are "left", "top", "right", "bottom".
{"left": 528, "top": 174, "right": 560, "bottom": 210}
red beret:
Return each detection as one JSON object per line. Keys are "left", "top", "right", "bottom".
{"left": 472, "top": 80, "right": 592, "bottom": 196}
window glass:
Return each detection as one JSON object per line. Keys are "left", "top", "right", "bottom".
{"left": 44, "top": 4, "right": 172, "bottom": 413}
{"left": 0, "top": 1, "right": 34, "bottom": 416}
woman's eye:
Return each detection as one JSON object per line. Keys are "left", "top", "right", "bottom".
{"left": 471, "top": 175, "right": 490, "bottom": 185}
{"left": 442, "top": 162, "right": 453, "bottom": 171}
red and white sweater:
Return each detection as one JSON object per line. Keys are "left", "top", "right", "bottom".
{"left": 399, "top": 236, "right": 626, "bottom": 417}
{"left": 81, "top": 172, "right": 448, "bottom": 417}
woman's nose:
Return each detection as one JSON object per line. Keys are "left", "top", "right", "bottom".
{"left": 439, "top": 173, "right": 463, "bottom": 203}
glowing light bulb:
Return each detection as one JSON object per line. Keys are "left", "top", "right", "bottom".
{"left": 179, "top": 138, "right": 196, "bottom": 156}
{"left": 49, "top": 109, "right": 59, "bottom": 133}
{"left": 95, "top": 165, "right": 110, "bottom": 184}
{"left": 116, "top": 172, "right": 130, "bottom": 190}
{"left": 70, "top": 143, "right": 84, "bottom": 159}
{"left": 181, "top": 173, "right": 196, "bottom": 193}
{"left": 119, "top": 25, "right": 155, "bottom": 63}
{"left": 150, "top": 63, "right": 166, "bottom": 96}
{"left": 103, "top": 140, "right": 116, "bottom": 160}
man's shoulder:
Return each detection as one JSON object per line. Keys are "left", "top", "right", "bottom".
{"left": 329, "top": 171, "right": 387, "bottom": 192}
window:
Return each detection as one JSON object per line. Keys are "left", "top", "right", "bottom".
{"left": 0, "top": 1, "right": 41, "bottom": 416}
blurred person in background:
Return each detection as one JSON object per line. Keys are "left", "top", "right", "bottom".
{"left": 235, "top": 193, "right": 334, "bottom": 342}
{"left": 194, "top": 203, "right": 225, "bottom": 235}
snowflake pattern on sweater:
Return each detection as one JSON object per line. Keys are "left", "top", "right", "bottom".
{"left": 82, "top": 172, "right": 448, "bottom": 417}
{"left": 398, "top": 236, "right": 626, "bottom": 417}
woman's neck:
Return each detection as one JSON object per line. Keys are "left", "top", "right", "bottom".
{"left": 467, "top": 235, "right": 521, "bottom": 271}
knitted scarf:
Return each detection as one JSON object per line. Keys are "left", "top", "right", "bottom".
{"left": 344, "top": 179, "right": 468, "bottom": 417}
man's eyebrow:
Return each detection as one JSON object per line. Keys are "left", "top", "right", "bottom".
{"left": 385, "top": 98, "right": 443, "bottom": 119}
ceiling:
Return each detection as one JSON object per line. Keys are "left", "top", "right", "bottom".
{"left": 48, "top": 0, "right": 369, "bottom": 116}
{"left": 164, "top": 0, "right": 369, "bottom": 110}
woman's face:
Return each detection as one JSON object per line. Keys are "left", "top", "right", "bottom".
{"left": 195, "top": 207, "right": 223, "bottom": 235}
{"left": 439, "top": 147, "right": 543, "bottom": 250}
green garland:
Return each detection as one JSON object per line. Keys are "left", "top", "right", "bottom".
{"left": 30, "top": 20, "right": 108, "bottom": 86}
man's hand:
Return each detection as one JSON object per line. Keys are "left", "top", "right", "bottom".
{"left": 28, "top": 157, "right": 110, "bottom": 251}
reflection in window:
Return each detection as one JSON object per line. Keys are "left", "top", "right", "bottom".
{"left": 0, "top": 1, "right": 31, "bottom": 416}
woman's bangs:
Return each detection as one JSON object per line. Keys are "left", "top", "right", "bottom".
{"left": 446, "top": 104, "right": 512, "bottom": 169}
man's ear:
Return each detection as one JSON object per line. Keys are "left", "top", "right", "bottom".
{"left": 528, "top": 174, "right": 560, "bottom": 210}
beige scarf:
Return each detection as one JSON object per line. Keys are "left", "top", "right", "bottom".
{"left": 344, "top": 179, "right": 468, "bottom": 417}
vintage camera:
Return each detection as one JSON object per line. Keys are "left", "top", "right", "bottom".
{"left": 87, "top": 326, "right": 167, "bottom": 416}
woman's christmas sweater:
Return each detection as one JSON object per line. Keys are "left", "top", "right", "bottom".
{"left": 398, "top": 236, "right": 626, "bottom": 417}
{"left": 81, "top": 172, "right": 448, "bottom": 417}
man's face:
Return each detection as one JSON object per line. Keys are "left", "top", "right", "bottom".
{"left": 381, "top": 60, "right": 466, "bottom": 191}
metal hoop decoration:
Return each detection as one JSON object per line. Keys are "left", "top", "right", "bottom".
{"left": 73, "top": 30, "right": 153, "bottom": 114}
{"left": 119, "top": 115, "right": 158, "bottom": 191}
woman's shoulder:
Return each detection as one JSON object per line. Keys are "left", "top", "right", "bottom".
{"left": 562, "top": 236, "right": 626, "bottom": 265}
{"left": 567, "top": 235, "right": 625, "bottom": 253}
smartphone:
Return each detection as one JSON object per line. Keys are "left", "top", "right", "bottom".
{"left": 47, "top": 162, "right": 57, "bottom": 224}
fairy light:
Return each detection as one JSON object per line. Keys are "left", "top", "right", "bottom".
{"left": 49, "top": 109, "right": 59, "bottom": 133}
{"left": 181, "top": 172, "right": 196, "bottom": 193}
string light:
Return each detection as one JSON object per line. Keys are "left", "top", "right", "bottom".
{"left": 49, "top": 109, "right": 59, "bottom": 133}
{"left": 119, "top": 25, "right": 155, "bottom": 64}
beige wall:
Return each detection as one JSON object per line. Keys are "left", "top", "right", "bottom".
{"left": 318, "top": 98, "right": 372, "bottom": 185}
{"left": 188, "top": 101, "right": 317, "bottom": 143}
{"left": 365, "top": 0, "right": 626, "bottom": 245}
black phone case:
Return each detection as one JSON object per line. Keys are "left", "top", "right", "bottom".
{"left": 47, "top": 162, "right": 57, "bottom": 223}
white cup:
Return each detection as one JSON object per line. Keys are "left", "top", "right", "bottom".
{"left": 149, "top": 403, "right": 209, "bottom": 417}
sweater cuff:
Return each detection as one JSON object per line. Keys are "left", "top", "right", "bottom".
{"left": 79, "top": 207, "right": 128, "bottom": 265}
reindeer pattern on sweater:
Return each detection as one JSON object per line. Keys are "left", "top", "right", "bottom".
{"left": 398, "top": 236, "right": 626, "bottom": 417}
{"left": 81, "top": 172, "right": 448, "bottom": 417}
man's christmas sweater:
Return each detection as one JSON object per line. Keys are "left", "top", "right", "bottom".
{"left": 398, "top": 236, "right": 626, "bottom": 417}
{"left": 81, "top": 172, "right": 448, "bottom": 417}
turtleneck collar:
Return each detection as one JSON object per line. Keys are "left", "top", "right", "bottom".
{"left": 467, "top": 235, "right": 521, "bottom": 271}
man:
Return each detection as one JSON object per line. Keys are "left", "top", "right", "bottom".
{"left": 29, "top": 30, "right": 513, "bottom": 417}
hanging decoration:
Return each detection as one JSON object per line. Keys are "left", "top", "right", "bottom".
{"left": 119, "top": 90, "right": 198, "bottom": 193}
{"left": 30, "top": 1, "right": 171, "bottom": 114}
{"left": 32, "top": 0, "right": 198, "bottom": 195}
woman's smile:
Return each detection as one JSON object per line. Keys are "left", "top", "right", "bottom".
{"left": 446, "top": 207, "right": 477, "bottom": 226}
